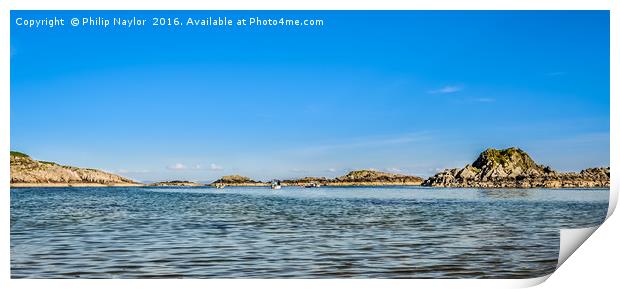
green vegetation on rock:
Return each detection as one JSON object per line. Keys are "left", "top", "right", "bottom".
{"left": 472, "top": 147, "right": 537, "bottom": 170}
{"left": 336, "top": 169, "right": 423, "bottom": 183}
{"left": 10, "top": 151, "right": 30, "bottom": 158}
{"left": 214, "top": 175, "right": 256, "bottom": 183}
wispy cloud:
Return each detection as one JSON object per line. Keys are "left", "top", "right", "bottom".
{"left": 167, "top": 163, "right": 224, "bottom": 171}
{"left": 534, "top": 132, "right": 609, "bottom": 146}
{"left": 386, "top": 167, "right": 404, "bottom": 173}
{"left": 327, "top": 168, "right": 337, "bottom": 173}
{"left": 290, "top": 132, "right": 431, "bottom": 155}
{"left": 166, "top": 163, "right": 187, "bottom": 171}
{"left": 429, "top": 85, "right": 463, "bottom": 94}
{"left": 209, "top": 163, "right": 224, "bottom": 171}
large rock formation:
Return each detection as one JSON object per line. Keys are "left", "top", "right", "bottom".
{"left": 422, "top": 148, "right": 609, "bottom": 188}
{"left": 10, "top": 151, "right": 141, "bottom": 187}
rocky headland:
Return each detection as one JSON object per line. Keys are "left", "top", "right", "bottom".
{"left": 10, "top": 151, "right": 141, "bottom": 187}
{"left": 422, "top": 148, "right": 609, "bottom": 188}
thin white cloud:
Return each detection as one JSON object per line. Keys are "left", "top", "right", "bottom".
{"left": 386, "top": 167, "right": 404, "bottom": 173}
{"left": 166, "top": 163, "right": 223, "bottom": 171}
{"left": 209, "top": 163, "right": 224, "bottom": 171}
{"left": 327, "top": 168, "right": 337, "bottom": 173}
{"left": 166, "top": 163, "right": 187, "bottom": 171}
{"left": 429, "top": 85, "right": 463, "bottom": 94}
{"left": 291, "top": 132, "right": 432, "bottom": 155}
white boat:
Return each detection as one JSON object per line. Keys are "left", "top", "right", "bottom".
{"left": 305, "top": 182, "right": 321, "bottom": 188}
{"left": 271, "top": 180, "right": 282, "bottom": 190}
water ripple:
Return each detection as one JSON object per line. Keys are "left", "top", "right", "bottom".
{"left": 10, "top": 186, "right": 608, "bottom": 278}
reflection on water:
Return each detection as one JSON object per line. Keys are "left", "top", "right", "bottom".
{"left": 10, "top": 186, "right": 608, "bottom": 278}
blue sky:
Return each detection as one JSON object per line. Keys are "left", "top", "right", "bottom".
{"left": 11, "top": 11, "right": 609, "bottom": 182}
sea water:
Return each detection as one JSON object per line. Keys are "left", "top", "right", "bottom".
{"left": 10, "top": 186, "right": 608, "bottom": 278}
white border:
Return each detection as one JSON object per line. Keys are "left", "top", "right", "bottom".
{"left": 2, "top": 1, "right": 616, "bottom": 289}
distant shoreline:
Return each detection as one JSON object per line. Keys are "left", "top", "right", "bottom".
{"left": 9, "top": 182, "right": 426, "bottom": 188}
{"left": 10, "top": 148, "right": 610, "bottom": 189}
{"left": 10, "top": 183, "right": 611, "bottom": 189}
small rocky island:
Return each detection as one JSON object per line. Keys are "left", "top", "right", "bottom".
{"left": 211, "top": 175, "right": 268, "bottom": 186}
{"left": 10, "top": 151, "right": 141, "bottom": 187}
{"left": 316, "top": 170, "right": 423, "bottom": 186}
{"left": 422, "top": 147, "right": 609, "bottom": 188}
{"left": 212, "top": 170, "right": 424, "bottom": 187}
{"left": 149, "top": 181, "right": 205, "bottom": 187}
{"left": 281, "top": 177, "right": 330, "bottom": 187}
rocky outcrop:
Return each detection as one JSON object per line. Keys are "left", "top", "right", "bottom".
{"left": 211, "top": 170, "right": 424, "bottom": 187}
{"left": 282, "top": 170, "right": 424, "bottom": 186}
{"left": 281, "top": 177, "right": 330, "bottom": 186}
{"left": 422, "top": 148, "right": 609, "bottom": 188}
{"left": 331, "top": 170, "right": 424, "bottom": 186}
{"left": 10, "top": 151, "right": 141, "bottom": 187}
{"left": 211, "top": 175, "right": 268, "bottom": 186}
{"left": 150, "top": 180, "right": 205, "bottom": 187}
{"left": 337, "top": 170, "right": 423, "bottom": 183}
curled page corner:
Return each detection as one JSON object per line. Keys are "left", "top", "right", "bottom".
{"left": 557, "top": 226, "right": 599, "bottom": 268}
{"left": 514, "top": 274, "right": 552, "bottom": 288}
{"left": 607, "top": 182, "right": 618, "bottom": 218}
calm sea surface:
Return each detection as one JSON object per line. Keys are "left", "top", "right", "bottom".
{"left": 10, "top": 186, "right": 608, "bottom": 278}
